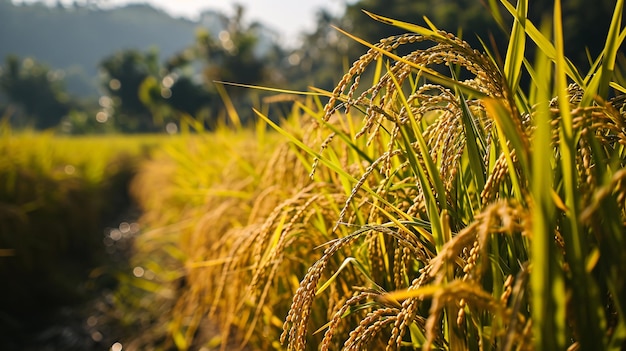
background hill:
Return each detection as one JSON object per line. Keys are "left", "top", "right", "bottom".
{"left": 0, "top": 0, "right": 222, "bottom": 95}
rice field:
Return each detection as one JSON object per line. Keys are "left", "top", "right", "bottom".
{"left": 3, "top": 0, "right": 626, "bottom": 350}
{"left": 125, "top": 1, "right": 626, "bottom": 350}
{"left": 0, "top": 123, "right": 188, "bottom": 348}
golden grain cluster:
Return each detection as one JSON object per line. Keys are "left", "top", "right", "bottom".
{"left": 129, "top": 2, "right": 626, "bottom": 350}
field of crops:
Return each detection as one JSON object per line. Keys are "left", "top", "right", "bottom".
{"left": 127, "top": 2, "right": 626, "bottom": 350}
{"left": 2, "top": 1, "right": 626, "bottom": 350}
{"left": 0, "top": 124, "right": 188, "bottom": 348}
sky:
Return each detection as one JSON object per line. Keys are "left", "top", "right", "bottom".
{"left": 16, "top": 0, "right": 357, "bottom": 46}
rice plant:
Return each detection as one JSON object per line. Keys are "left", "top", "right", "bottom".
{"left": 297, "top": 4, "right": 622, "bottom": 351}
{"left": 256, "top": 0, "right": 626, "bottom": 350}
{"left": 132, "top": 0, "right": 626, "bottom": 350}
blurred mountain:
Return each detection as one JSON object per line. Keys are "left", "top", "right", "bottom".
{"left": 0, "top": 0, "right": 228, "bottom": 96}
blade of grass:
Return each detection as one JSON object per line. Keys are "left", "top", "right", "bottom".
{"left": 214, "top": 82, "right": 241, "bottom": 129}
{"left": 498, "top": 0, "right": 584, "bottom": 86}
{"left": 214, "top": 80, "right": 330, "bottom": 97}
{"left": 610, "top": 81, "right": 626, "bottom": 94}
{"left": 386, "top": 68, "right": 448, "bottom": 251}
{"left": 315, "top": 257, "right": 384, "bottom": 296}
{"left": 482, "top": 98, "right": 526, "bottom": 201}
{"left": 453, "top": 70, "right": 487, "bottom": 195}
{"left": 486, "top": 0, "right": 508, "bottom": 33}
{"left": 294, "top": 100, "right": 375, "bottom": 164}
{"left": 361, "top": 10, "right": 444, "bottom": 40}
{"left": 553, "top": 1, "right": 606, "bottom": 348}
{"left": 529, "top": 19, "right": 565, "bottom": 350}
{"left": 503, "top": 0, "right": 528, "bottom": 93}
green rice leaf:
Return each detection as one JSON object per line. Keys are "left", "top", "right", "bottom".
{"left": 362, "top": 10, "right": 444, "bottom": 39}
{"left": 554, "top": 1, "right": 607, "bottom": 348}
{"left": 498, "top": 0, "right": 584, "bottom": 85}
{"left": 387, "top": 68, "right": 447, "bottom": 251}
{"left": 315, "top": 257, "right": 382, "bottom": 296}
{"left": 453, "top": 71, "right": 486, "bottom": 195}
{"left": 503, "top": 0, "right": 527, "bottom": 93}
{"left": 482, "top": 98, "right": 526, "bottom": 200}
{"left": 529, "top": 19, "right": 565, "bottom": 349}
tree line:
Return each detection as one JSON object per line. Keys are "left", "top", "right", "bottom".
{"left": 0, "top": 0, "right": 621, "bottom": 133}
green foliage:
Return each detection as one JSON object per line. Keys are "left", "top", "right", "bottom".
{"left": 159, "top": 75, "right": 213, "bottom": 119}
{"left": 0, "top": 55, "right": 71, "bottom": 129}
{"left": 194, "top": 7, "right": 266, "bottom": 87}
{"left": 96, "top": 5, "right": 286, "bottom": 132}
{"left": 166, "top": 5, "right": 286, "bottom": 125}
{"left": 99, "top": 49, "right": 163, "bottom": 132}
